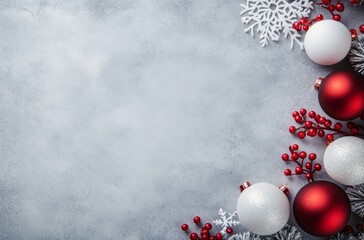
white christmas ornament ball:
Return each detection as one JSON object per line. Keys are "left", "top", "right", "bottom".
{"left": 304, "top": 20, "right": 351, "bottom": 65}
{"left": 324, "top": 136, "right": 364, "bottom": 185}
{"left": 236, "top": 182, "right": 289, "bottom": 235}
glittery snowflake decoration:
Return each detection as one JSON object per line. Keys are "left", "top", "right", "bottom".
{"left": 349, "top": 34, "right": 364, "bottom": 75}
{"left": 346, "top": 184, "right": 364, "bottom": 217}
{"left": 240, "top": 0, "right": 313, "bottom": 49}
{"left": 213, "top": 209, "right": 240, "bottom": 236}
{"left": 265, "top": 225, "right": 303, "bottom": 240}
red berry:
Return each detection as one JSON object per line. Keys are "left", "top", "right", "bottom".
{"left": 201, "top": 229, "right": 210, "bottom": 237}
{"left": 326, "top": 134, "right": 334, "bottom": 141}
{"left": 356, "top": 223, "right": 363, "bottom": 230}
{"left": 295, "top": 167, "right": 303, "bottom": 174}
{"left": 314, "top": 114, "right": 320, "bottom": 121}
{"left": 193, "top": 216, "right": 201, "bottom": 224}
{"left": 210, "top": 237, "right": 215, "bottom": 240}
{"left": 284, "top": 169, "right": 292, "bottom": 176}
{"left": 317, "top": 130, "right": 325, "bottom": 137}
{"left": 305, "top": 162, "right": 312, "bottom": 169}
{"left": 300, "top": 18, "right": 308, "bottom": 24}
{"left": 282, "top": 153, "right": 289, "bottom": 161}
{"left": 201, "top": 229, "right": 209, "bottom": 236}
{"left": 226, "top": 228, "right": 233, "bottom": 234}
{"left": 350, "top": 0, "right": 359, "bottom": 4}
{"left": 322, "top": 0, "right": 331, "bottom": 5}
{"left": 298, "top": 131, "right": 306, "bottom": 139}
{"left": 328, "top": 5, "right": 336, "bottom": 11}
{"left": 349, "top": 28, "right": 358, "bottom": 40}
{"left": 292, "top": 144, "right": 299, "bottom": 150}
{"left": 316, "top": 14, "right": 324, "bottom": 21}
{"left": 190, "top": 233, "right": 198, "bottom": 240}
{"left": 314, "top": 164, "right": 322, "bottom": 171}
{"left": 344, "top": 225, "right": 354, "bottom": 233}
{"left": 309, "top": 153, "right": 317, "bottom": 161}
{"left": 360, "top": 24, "right": 364, "bottom": 34}
{"left": 205, "top": 223, "right": 212, "bottom": 230}
{"left": 351, "top": 29, "right": 358, "bottom": 40}
{"left": 307, "top": 128, "right": 317, "bottom": 137}
{"left": 215, "top": 233, "right": 223, "bottom": 240}
{"left": 303, "top": 25, "right": 309, "bottom": 31}
{"left": 202, "top": 236, "right": 209, "bottom": 240}
{"left": 292, "top": 22, "right": 301, "bottom": 31}
{"left": 308, "top": 111, "right": 316, "bottom": 118}
{"left": 300, "top": 108, "right": 307, "bottom": 115}
{"left": 295, "top": 115, "right": 303, "bottom": 123}
{"left": 334, "top": 122, "right": 342, "bottom": 130}
{"left": 181, "top": 224, "right": 189, "bottom": 231}
{"left": 318, "top": 117, "right": 326, "bottom": 124}
{"left": 324, "top": 120, "right": 332, "bottom": 127}
{"left": 351, "top": 128, "right": 359, "bottom": 135}
{"left": 347, "top": 122, "right": 354, "bottom": 129}
{"left": 289, "top": 126, "right": 296, "bottom": 133}
{"left": 304, "top": 121, "right": 312, "bottom": 128}
{"left": 299, "top": 151, "right": 307, "bottom": 159}
{"left": 292, "top": 152, "right": 299, "bottom": 161}
{"left": 333, "top": 14, "right": 341, "bottom": 21}
{"left": 335, "top": 3, "right": 344, "bottom": 12}
{"left": 306, "top": 173, "right": 312, "bottom": 180}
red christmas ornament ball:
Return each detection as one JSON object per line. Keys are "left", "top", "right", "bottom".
{"left": 318, "top": 70, "right": 364, "bottom": 120}
{"left": 293, "top": 181, "right": 350, "bottom": 237}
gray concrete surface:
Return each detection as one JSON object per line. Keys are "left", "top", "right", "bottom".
{"left": 0, "top": 1, "right": 363, "bottom": 239}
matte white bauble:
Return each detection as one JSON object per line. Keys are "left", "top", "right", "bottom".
{"left": 304, "top": 20, "right": 351, "bottom": 65}
{"left": 236, "top": 182, "right": 290, "bottom": 235}
{"left": 324, "top": 136, "right": 364, "bottom": 185}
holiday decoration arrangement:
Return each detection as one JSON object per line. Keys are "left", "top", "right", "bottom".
{"left": 179, "top": 0, "right": 364, "bottom": 239}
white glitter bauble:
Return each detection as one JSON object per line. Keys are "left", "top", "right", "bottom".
{"left": 304, "top": 20, "right": 351, "bottom": 65}
{"left": 236, "top": 182, "right": 290, "bottom": 235}
{"left": 324, "top": 136, "right": 364, "bottom": 185}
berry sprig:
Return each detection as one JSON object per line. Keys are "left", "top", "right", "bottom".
{"left": 181, "top": 216, "right": 233, "bottom": 240}
{"left": 288, "top": 108, "right": 364, "bottom": 143}
{"left": 292, "top": 0, "right": 343, "bottom": 32}
{"left": 292, "top": 0, "right": 364, "bottom": 39}
{"left": 281, "top": 144, "right": 321, "bottom": 182}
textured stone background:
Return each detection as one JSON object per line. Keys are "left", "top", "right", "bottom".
{"left": 0, "top": 1, "right": 363, "bottom": 239}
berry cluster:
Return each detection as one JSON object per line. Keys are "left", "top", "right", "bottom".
{"left": 281, "top": 144, "right": 321, "bottom": 182}
{"left": 181, "top": 216, "right": 233, "bottom": 240}
{"left": 292, "top": 0, "right": 343, "bottom": 32}
{"left": 289, "top": 108, "right": 364, "bottom": 143}
{"left": 292, "top": 0, "right": 364, "bottom": 39}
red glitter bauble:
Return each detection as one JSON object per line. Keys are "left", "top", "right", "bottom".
{"left": 318, "top": 70, "right": 364, "bottom": 120}
{"left": 293, "top": 181, "right": 351, "bottom": 237}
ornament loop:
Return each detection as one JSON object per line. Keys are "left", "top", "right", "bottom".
{"left": 314, "top": 77, "right": 324, "bottom": 90}
{"left": 279, "top": 185, "right": 290, "bottom": 196}
{"left": 240, "top": 181, "right": 251, "bottom": 192}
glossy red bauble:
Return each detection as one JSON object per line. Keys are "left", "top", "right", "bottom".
{"left": 293, "top": 181, "right": 350, "bottom": 237}
{"left": 318, "top": 70, "right": 364, "bottom": 120}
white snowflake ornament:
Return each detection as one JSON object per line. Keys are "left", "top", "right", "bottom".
{"left": 240, "top": 0, "right": 313, "bottom": 49}
{"left": 213, "top": 208, "right": 240, "bottom": 236}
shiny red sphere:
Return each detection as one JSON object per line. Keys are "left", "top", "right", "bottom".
{"left": 318, "top": 70, "right": 364, "bottom": 120}
{"left": 193, "top": 216, "right": 201, "bottom": 224}
{"left": 181, "top": 224, "right": 189, "bottom": 231}
{"left": 293, "top": 181, "right": 351, "bottom": 237}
